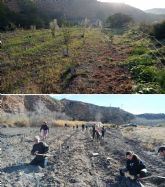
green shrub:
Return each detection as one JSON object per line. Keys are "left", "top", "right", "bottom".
{"left": 156, "top": 69, "right": 165, "bottom": 89}
{"left": 151, "top": 21, "right": 165, "bottom": 40}
{"left": 127, "top": 54, "right": 155, "bottom": 68}
{"left": 106, "top": 13, "right": 133, "bottom": 29}
{"left": 131, "top": 47, "right": 149, "bottom": 55}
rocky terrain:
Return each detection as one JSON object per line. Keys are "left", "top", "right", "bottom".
{"left": 0, "top": 126, "right": 165, "bottom": 187}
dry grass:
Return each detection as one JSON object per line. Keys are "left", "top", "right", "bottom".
{"left": 122, "top": 126, "right": 165, "bottom": 151}
{"left": 52, "top": 120, "right": 86, "bottom": 127}
{"left": 0, "top": 115, "right": 86, "bottom": 128}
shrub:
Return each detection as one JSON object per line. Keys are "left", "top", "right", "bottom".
{"left": 151, "top": 21, "right": 165, "bottom": 40}
{"left": 106, "top": 13, "right": 133, "bottom": 29}
{"left": 156, "top": 69, "right": 165, "bottom": 90}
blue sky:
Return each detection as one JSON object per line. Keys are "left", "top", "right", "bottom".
{"left": 98, "top": 0, "right": 165, "bottom": 10}
{"left": 51, "top": 94, "right": 165, "bottom": 114}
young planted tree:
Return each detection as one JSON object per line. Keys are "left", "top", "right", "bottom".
{"left": 96, "top": 19, "right": 103, "bottom": 31}
{"left": 61, "top": 19, "right": 71, "bottom": 57}
{"left": 81, "top": 17, "right": 90, "bottom": 38}
{"left": 49, "top": 19, "right": 59, "bottom": 38}
{"left": 103, "top": 29, "right": 114, "bottom": 48}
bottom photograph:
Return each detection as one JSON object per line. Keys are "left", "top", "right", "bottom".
{"left": 0, "top": 94, "right": 165, "bottom": 187}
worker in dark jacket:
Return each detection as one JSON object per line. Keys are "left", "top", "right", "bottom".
{"left": 158, "top": 146, "right": 165, "bottom": 160}
{"left": 101, "top": 126, "right": 106, "bottom": 138}
{"left": 30, "top": 136, "right": 49, "bottom": 168}
{"left": 92, "top": 125, "right": 96, "bottom": 139}
{"left": 40, "top": 122, "right": 49, "bottom": 140}
{"left": 120, "top": 151, "right": 147, "bottom": 179}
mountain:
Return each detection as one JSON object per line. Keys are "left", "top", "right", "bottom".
{"left": 145, "top": 8, "right": 165, "bottom": 15}
{"left": 33, "top": 0, "right": 165, "bottom": 22}
{"left": 0, "top": 95, "right": 134, "bottom": 125}
{"left": 2, "top": 0, "right": 165, "bottom": 24}
{"left": 61, "top": 99, "right": 134, "bottom": 124}
{"left": 136, "top": 113, "right": 165, "bottom": 120}
{"left": 1, "top": 95, "right": 165, "bottom": 125}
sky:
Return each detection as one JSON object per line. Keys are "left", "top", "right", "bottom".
{"left": 51, "top": 94, "right": 165, "bottom": 115}
{"left": 98, "top": 0, "right": 165, "bottom": 10}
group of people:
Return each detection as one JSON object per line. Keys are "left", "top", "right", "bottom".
{"left": 92, "top": 125, "right": 106, "bottom": 140}
{"left": 30, "top": 121, "right": 165, "bottom": 182}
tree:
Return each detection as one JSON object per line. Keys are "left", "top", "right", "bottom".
{"left": 61, "top": 19, "right": 71, "bottom": 57}
{"left": 106, "top": 13, "right": 133, "bottom": 29}
{"left": 81, "top": 17, "right": 90, "bottom": 38}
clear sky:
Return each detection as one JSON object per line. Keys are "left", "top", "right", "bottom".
{"left": 98, "top": 0, "right": 165, "bottom": 10}
{"left": 51, "top": 94, "right": 165, "bottom": 114}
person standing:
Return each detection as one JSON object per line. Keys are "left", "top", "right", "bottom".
{"left": 101, "top": 126, "right": 106, "bottom": 138}
{"left": 40, "top": 122, "right": 49, "bottom": 140}
{"left": 92, "top": 125, "right": 96, "bottom": 139}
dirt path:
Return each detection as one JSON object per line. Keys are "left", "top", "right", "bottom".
{"left": 62, "top": 33, "right": 133, "bottom": 93}
{"left": 0, "top": 127, "right": 164, "bottom": 187}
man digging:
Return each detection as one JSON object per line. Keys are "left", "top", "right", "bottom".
{"left": 30, "top": 136, "right": 49, "bottom": 168}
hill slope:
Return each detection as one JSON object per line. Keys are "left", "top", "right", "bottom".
{"left": 34, "top": 0, "right": 165, "bottom": 22}
{"left": 1, "top": 95, "right": 165, "bottom": 125}
{"left": 2, "top": 0, "right": 165, "bottom": 24}
{"left": 145, "top": 8, "right": 165, "bottom": 15}
{"left": 0, "top": 95, "right": 134, "bottom": 124}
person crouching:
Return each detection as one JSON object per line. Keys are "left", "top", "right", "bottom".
{"left": 30, "top": 136, "right": 49, "bottom": 168}
{"left": 120, "top": 151, "right": 148, "bottom": 179}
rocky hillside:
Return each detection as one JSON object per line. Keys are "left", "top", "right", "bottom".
{"left": 61, "top": 99, "right": 134, "bottom": 124}
{"left": 0, "top": 95, "right": 134, "bottom": 124}
{"left": 0, "top": 95, "right": 63, "bottom": 114}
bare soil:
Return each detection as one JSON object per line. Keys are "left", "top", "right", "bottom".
{"left": 0, "top": 127, "right": 164, "bottom": 187}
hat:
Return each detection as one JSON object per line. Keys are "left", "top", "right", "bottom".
{"left": 34, "top": 136, "right": 40, "bottom": 141}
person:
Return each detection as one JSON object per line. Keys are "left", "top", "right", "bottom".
{"left": 76, "top": 125, "right": 78, "bottom": 129}
{"left": 40, "top": 122, "right": 49, "bottom": 140}
{"left": 120, "top": 151, "right": 147, "bottom": 179}
{"left": 82, "top": 124, "right": 85, "bottom": 131}
{"left": 85, "top": 125, "right": 88, "bottom": 130}
{"left": 92, "top": 125, "right": 96, "bottom": 139}
{"left": 95, "top": 128, "right": 101, "bottom": 140}
{"left": 158, "top": 146, "right": 165, "bottom": 159}
{"left": 101, "top": 126, "right": 106, "bottom": 138}
{"left": 30, "top": 136, "right": 49, "bottom": 168}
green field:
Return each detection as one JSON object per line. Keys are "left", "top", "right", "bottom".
{"left": 0, "top": 27, "right": 165, "bottom": 93}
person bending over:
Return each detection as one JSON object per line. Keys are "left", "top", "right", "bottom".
{"left": 120, "top": 151, "right": 148, "bottom": 179}
{"left": 158, "top": 146, "right": 165, "bottom": 160}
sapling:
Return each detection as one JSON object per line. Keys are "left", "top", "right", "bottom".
{"left": 50, "top": 19, "right": 59, "bottom": 38}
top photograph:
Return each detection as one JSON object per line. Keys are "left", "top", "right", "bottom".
{"left": 0, "top": 0, "right": 165, "bottom": 94}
